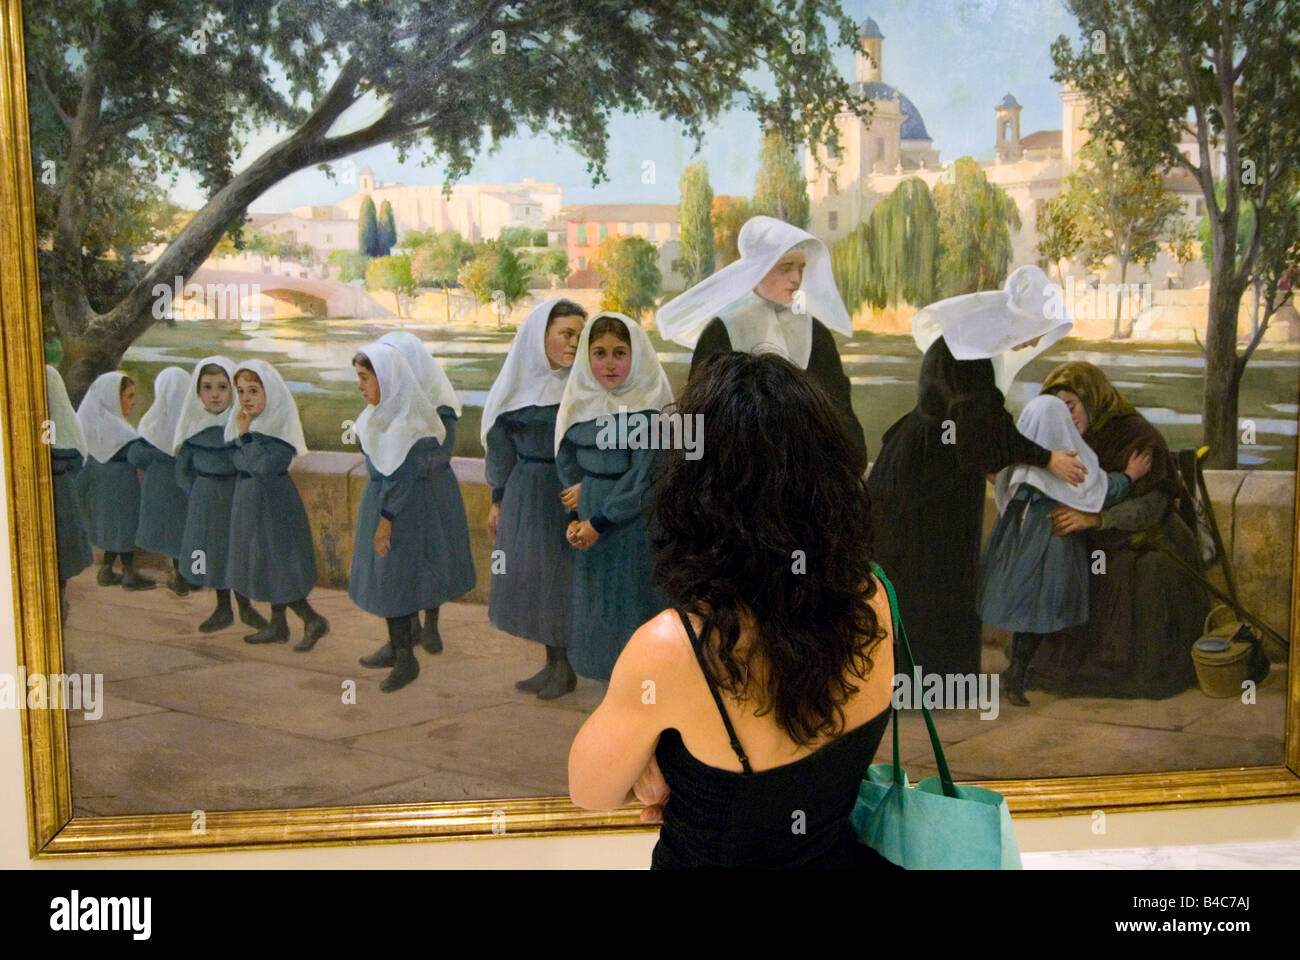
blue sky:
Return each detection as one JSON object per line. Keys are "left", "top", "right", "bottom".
{"left": 172, "top": 1, "right": 1083, "bottom": 214}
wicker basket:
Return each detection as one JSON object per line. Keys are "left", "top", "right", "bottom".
{"left": 1191, "top": 605, "right": 1253, "bottom": 698}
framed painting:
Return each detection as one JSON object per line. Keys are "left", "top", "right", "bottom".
{"left": 2, "top": 0, "right": 1297, "bottom": 859}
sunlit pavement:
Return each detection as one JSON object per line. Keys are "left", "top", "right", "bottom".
{"left": 61, "top": 565, "right": 1288, "bottom": 817}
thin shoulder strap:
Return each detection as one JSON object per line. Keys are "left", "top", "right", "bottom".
{"left": 676, "top": 608, "right": 752, "bottom": 775}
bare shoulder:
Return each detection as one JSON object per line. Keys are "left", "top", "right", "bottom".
{"left": 622, "top": 609, "right": 695, "bottom": 673}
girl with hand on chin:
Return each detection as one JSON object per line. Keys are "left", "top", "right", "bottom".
{"left": 555, "top": 313, "right": 674, "bottom": 688}
{"left": 349, "top": 343, "right": 446, "bottom": 693}
{"left": 226, "top": 360, "right": 328, "bottom": 649}
{"left": 174, "top": 357, "right": 269, "bottom": 634}
{"left": 482, "top": 298, "right": 587, "bottom": 700}
{"left": 76, "top": 371, "right": 155, "bottom": 590}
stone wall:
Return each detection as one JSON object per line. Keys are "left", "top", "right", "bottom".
{"left": 129, "top": 457, "right": 1288, "bottom": 651}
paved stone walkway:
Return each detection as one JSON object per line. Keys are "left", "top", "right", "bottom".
{"left": 62, "top": 568, "right": 1288, "bottom": 816}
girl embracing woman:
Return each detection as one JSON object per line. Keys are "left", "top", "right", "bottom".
{"left": 375, "top": 330, "right": 477, "bottom": 656}
{"left": 555, "top": 312, "right": 674, "bottom": 689}
{"left": 226, "top": 360, "right": 329, "bottom": 649}
{"left": 75, "top": 371, "right": 154, "bottom": 590}
{"left": 174, "top": 356, "right": 269, "bottom": 633}
{"left": 349, "top": 342, "right": 447, "bottom": 692}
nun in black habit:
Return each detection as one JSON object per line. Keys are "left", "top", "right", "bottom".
{"left": 866, "top": 266, "right": 1084, "bottom": 679}
{"left": 656, "top": 215, "right": 867, "bottom": 475}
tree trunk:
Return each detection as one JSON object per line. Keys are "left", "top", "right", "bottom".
{"left": 1202, "top": 266, "right": 1246, "bottom": 469}
{"left": 1112, "top": 260, "right": 1128, "bottom": 338}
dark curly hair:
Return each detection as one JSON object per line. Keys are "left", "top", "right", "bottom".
{"left": 644, "top": 351, "right": 886, "bottom": 747}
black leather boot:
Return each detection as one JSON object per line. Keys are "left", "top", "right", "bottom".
{"left": 199, "top": 590, "right": 234, "bottom": 633}
{"left": 290, "top": 599, "right": 330, "bottom": 652}
{"left": 121, "top": 552, "right": 156, "bottom": 591}
{"left": 97, "top": 552, "right": 122, "bottom": 586}
{"left": 245, "top": 604, "right": 290, "bottom": 644}
{"left": 516, "top": 644, "right": 559, "bottom": 692}
{"left": 537, "top": 645, "right": 576, "bottom": 700}
{"left": 359, "top": 639, "right": 395, "bottom": 669}
{"left": 166, "top": 559, "right": 190, "bottom": 596}
{"left": 380, "top": 616, "right": 419, "bottom": 693}
{"left": 1002, "top": 632, "right": 1041, "bottom": 707}
{"left": 236, "top": 592, "right": 269, "bottom": 630}
{"left": 420, "top": 607, "right": 443, "bottom": 654}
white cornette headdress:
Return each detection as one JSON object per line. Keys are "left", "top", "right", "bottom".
{"left": 994, "top": 393, "right": 1107, "bottom": 514}
{"left": 480, "top": 297, "right": 577, "bottom": 445}
{"left": 353, "top": 341, "right": 444, "bottom": 475}
{"left": 911, "top": 264, "right": 1073, "bottom": 395}
{"left": 44, "top": 365, "right": 87, "bottom": 458}
{"left": 173, "top": 356, "right": 237, "bottom": 449}
{"left": 554, "top": 312, "right": 674, "bottom": 455}
{"left": 224, "top": 358, "right": 308, "bottom": 456}
{"left": 137, "top": 366, "right": 190, "bottom": 457}
{"left": 378, "top": 330, "right": 462, "bottom": 418}
{"left": 76, "top": 372, "right": 139, "bottom": 464}
{"left": 654, "top": 215, "right": 852, "bottom": 369}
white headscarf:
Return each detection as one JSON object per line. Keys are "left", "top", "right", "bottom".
{"left": 912, "top": 264, "right": 1073, "bottom": 395}
{"left": 137, "top": 367, "right": 190, "bottom": 457}
{"left": 480, "top": 297, "right": 578, "bottom": 445}
{"left": 655, "top": 215, "right": 852, "bottom": 368}
{"left": 994, "top": 393, "right": 1107, "bottom": 514}
{"left": 554, "top": 313, "right": 674, "bottom": 455}
{"left": 377, "top": 330, "right": 462, "bottom": 418}
{"left": 224, "top": 359, "right": 308, "bottom": 456}
{"left": 174, "top": 356, "right": 237, "bottom": 448}
{"left": 76, "top": 372, "right": 139, "bottom": 464}
{"left": 45, "top": 365, "right": 87, "bottom": 458}
{"left": 353, "top": 341, "right": 445, "bottom": 475}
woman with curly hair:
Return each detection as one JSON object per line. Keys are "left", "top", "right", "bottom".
{"left": 568, "top": 351, "right": 898, "bottom": 870}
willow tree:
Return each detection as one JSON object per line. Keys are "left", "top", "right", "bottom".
{"left": 27, "top": 0, "right": 869, "bottom": 399}
{"left": 832, "top": 177, "right": 938, "bottom": 315}
{"left": 934, "top": 157, "right": 1022, "bottom": 297}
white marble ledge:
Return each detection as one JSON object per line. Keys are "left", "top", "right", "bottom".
{"left": 1023, "top": 840, "right": 1300, "bottom": 869}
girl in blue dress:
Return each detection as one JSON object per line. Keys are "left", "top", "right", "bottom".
{"left": 482, "top": 298, "right": 586, "bottom": 698}
{"left": 349, "top": 342, "right": 447, "bottom": 692}
{"left": 226, "top": 360, "right": 329, "bottom": 649}
{"left": 375, "top": 330, "right": 477, "bottom": 656}
{"left": 131, "top": 366, "right": 192, "bottom": 595}
{"left": 45, "top": 365, "right": 93, "bottom": 619}
{"left": 174, "top": 356, "right": 269, "bottom": 633}
{"left": 978, "top": 393, "right": 1151, "bottom": 706}
{"left": 555, "top": 313, "right": 674, "bottom": 687}
{"left": 76, "top": 371, "right": 155, "bottom": 590}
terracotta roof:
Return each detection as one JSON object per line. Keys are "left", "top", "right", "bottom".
{"left": 1019, "top": 129, "right": 1062, "bottom": 149}
{"left": 562, "top": 204, "right": 678, "bottom": 223}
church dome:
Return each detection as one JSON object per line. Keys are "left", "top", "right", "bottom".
{"left": 852, "top": 81, "right": 932, "bottom": 141}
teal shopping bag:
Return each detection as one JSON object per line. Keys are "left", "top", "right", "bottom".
{"left": 851, "top": 563, "right": 1023, "bottom": 870}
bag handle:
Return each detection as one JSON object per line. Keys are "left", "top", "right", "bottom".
{"left": 870, "top": 562, "right": 959, "bottom": 799}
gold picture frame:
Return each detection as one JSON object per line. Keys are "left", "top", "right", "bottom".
{"left": 2, "top": 1, "right": 1298, "bottom": 859}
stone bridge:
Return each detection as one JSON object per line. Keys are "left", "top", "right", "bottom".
{"left": 175, "top": 268, "right": 394, "bottom": 319}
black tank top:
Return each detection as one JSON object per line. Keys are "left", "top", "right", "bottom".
{"left": 651, "top": 609, "right": 899, "bottom": 870}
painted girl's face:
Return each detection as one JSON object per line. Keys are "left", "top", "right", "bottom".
{"left": 119, "top": 382, "right": 136, "bottom": 418}
{"left": 355, "top": 363, "right": 381, "bottom": 405}
{"left": 544, "top": 315, "right": 585, "bottom": 370}
{"left": 589, "top": 333, "right": 631, "bottom": 390}
{"left": 235, "top": 374, "right": 267, "bottom": 418}
{"left": 1054, "top": 389, "right": 1089, "bottom": 434}
{"left": 754, "top": 251, "right": 807, "bottom": 305}
{"left": 198, "top": 373, "right": 232, "bottom": 414}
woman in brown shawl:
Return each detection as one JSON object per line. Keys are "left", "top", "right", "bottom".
{"left": 1029, "top": 362, "right": 1209, "bottom": 698}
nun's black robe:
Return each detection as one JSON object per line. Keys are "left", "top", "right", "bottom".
{"left": 866, "top": 337, "right": 1052, "bottom": 678}
{"left": 690, "top": 316, "right": 867, "bottom": 476}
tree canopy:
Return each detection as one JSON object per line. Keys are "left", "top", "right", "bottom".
{"left": 27, "top": 0, "right": 869, "bottom": 398}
